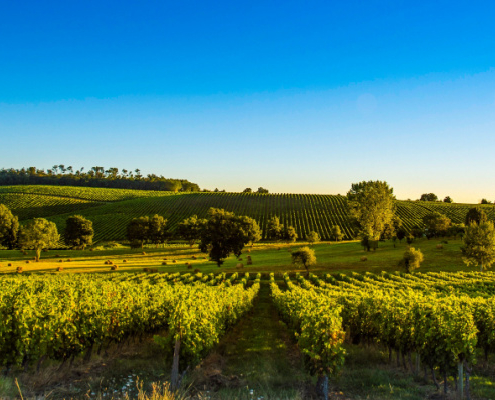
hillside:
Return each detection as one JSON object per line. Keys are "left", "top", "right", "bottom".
{"left": 1, "top": 185, "right": 494, "bottom": 243}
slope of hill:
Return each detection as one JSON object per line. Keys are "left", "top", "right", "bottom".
{"left": 1, "top": 185, "right": 494, "bottom": 243}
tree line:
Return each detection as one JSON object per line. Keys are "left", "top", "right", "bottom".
{"left": 0, "top": 166, "right": 200, "bottom": 192}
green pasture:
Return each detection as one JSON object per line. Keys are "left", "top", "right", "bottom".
{"left": 0, "top": 238, "right": 470, "bottom": 275}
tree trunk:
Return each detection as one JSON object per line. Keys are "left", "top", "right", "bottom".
{"left": 316, "top": 375, "right": 328, "bottom": 400}
{"left": 431, "top": 367, "right": 440, "bottom": 390}
{"left": 444, "top": 369, "right": 448, "bottom": 394}
{"left": 458, "top": 362, "right": 464, "bottom": 399}
{"left": 171, "top": 337, "right": 181, "bottom": 391}
{"left": 35, "top": 248, "right": 41, "bottom": 262}
{"left": 465, "top": 362, "right": 471, "bottom": 400}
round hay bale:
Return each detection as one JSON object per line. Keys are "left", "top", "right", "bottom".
{"left": 8, "top": 263, "right": 12, "bottom": 267}
{"left": 173, "top": 260, "right": 177, "bottom": 263}
{"left": 142, "top": 252, "right": 147, "bottom": 255}
{"left": 16, "top": 266, "right": 23, "bottom": 273}
{"left": 436, "top": 244, "right": 444, "bottom": 249}
{"left": 162, "top": 261, "right": 167, "bottom": 265}
{"left": 26, "top": 260, "right": 30, "bottom": 264}
{"left": 360, "top": 256, "right": 368, "bottom": 262}
{"left": 123, "top": 259, "right": 127, "bottom": 263}
{"left": 111, "top": 265, "right": 119, "bottom": 271}
{"left": 236, "top": 263, "right": 244, "bottom": 269}
{"left": 66, "top": 259, "right": 71, "bottom": 262}
{"left": 59, "top": 259, "right": 63, "bottom": 263}
{"left": 192, "top": 256, "right": 197, "bottom": 260}
{"left": 56, "top": 266, "right": 64, "bottom": 272}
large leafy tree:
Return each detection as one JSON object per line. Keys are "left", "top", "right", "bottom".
{"left": 330, "top": 225, "right": 343, "bottom": 242}
{"left": 64, "top": 215, "right": 93, "bottom": 249}
{"left": 199, "top": 208, "right": 261, "bottom": 266}
{"left": 126, "top": 216, "right": 150, "bottom": 249}
{"left": 177, "top": 215, "right": 206, "bottom": 247}
{"left": 149, "top": 214, "right": 170, "bottom": 247}
{"left": 422, "top": 212, "right": 451, "bottom": 238}
{"left": 465, "top": 207, "right": 488, "bottom": 226}
{"left": 282, "top": 225, "right": 298, "bottom": 243}
{"left": 420, "top": 193, "right": 438, "bottom": 201}
{"left": 0, "top": 204, "right": 19, "bottom": 249}
{"left": 18, "top": 218, "right": 59, "bottom": 261}
{"left": 267, "top": 216, "right": 284, "bottom": 241}
{"left": 347, "top": 180, "right": 395, "bottom": 242}
{"left": 461, "top": 221, "right": 495, "bottom": 272}
{"left": 399, "top": 247, "right": 424, "bottom": 273}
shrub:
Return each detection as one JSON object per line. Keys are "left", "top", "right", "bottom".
{"left": 399, "top": 247, "right": 424, "bottom": 273}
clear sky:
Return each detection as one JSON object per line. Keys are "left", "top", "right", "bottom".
{"left": 1, "top": 1, "right": 495, "bottom": 203}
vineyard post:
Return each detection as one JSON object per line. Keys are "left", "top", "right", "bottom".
{"left": 171, "top": 331, "right": 181, "bottom": 391}
{"left": 458, "top": 361, "right": 464, "bottom": 399}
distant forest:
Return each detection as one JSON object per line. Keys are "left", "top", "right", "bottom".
{"left": 0, "top": 166, "right": 200, "bottom": 192}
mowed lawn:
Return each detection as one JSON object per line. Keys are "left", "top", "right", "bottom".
{"left": 0, "top": 237, "right": 468, "bottom": 275}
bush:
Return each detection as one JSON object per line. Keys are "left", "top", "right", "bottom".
{"left": 400, "top": 247, "right": 424, "bottom": 273}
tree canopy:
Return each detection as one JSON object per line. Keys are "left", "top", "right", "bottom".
{"left": 422, "top": 212, "right": 451, "bottom": 238}
{"left": 18, "top": 218, "right": 59, "bottom": 261}
{"left": 465, "top": 207, "right": 488, "bottom": 226}
{"left": 176, "top": 215, "right": 206, "bottom": 247}
{"left": 199, "top": 208, "right": 261, "bottom": 266}
{"left": 420, "top": 193, "right": 438, "bottom": 201}
{"left": 399, "top": 247, "right": 424, "bottom": 273}
{"left": 461, "top": 221, "right": 495, "bottom": 272}
{"left": 267, "top": 216, "right": 284, "bottom": 241}
{"left": 0, "top": 204, "right": 19, "bottom": 250}
{"left": 291, "top": 246, "right": 316, "bottom": 275}
{"left": 126, "top": 215, "right": 169, "bottom": 248}
{"left": 347, "top": 180, "right": 395, "bottom": 241}
{"left": 64, "top": 215, "right": 94, "bottom": 249}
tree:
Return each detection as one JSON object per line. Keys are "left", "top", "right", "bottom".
{"left": 291, "top": 246, "right": 316, "bottom": 276}
{"left": 443, "top": 196, "right": 453, "bottom": 203}
{"left": 282, "top": 226, "right": 298, "bottom": 243}
{"left": 465, "top": 207, "right": 488, "bottom": 226}
{"left": 481, "top": 199, "right": 492, "bottom": 204}
{"left": 411, "top": 225, "right": 424, "bottom": 239}
{"left": 330, "top": 225, "right": 343, "bottom": 242}
{"left": 257, "top": 187, "right": 269, "bottom": 194}
{"left": 243, "top": 188, "right": 252, "bottom": 193}
{"left": 422, "top": 212, "right": 451, "bottom": 238}
{"left": 0, "top": 204, "right": 19, "bottom": 249}
{"left": 126, "top": 216, "right": 150, "bottom": 249}
{"left": 347, "top": 180, "right": 395, "bottom": 242}
{"left": 18, "top": 218, "right": 59, "bottom": 261}
{"left": 64, "top": 215, "right": 93, "bottom": 249}
{"left": 149, "top": 214, "right": 170, "bottom": 247}
{"left": 461, "top": 221, "right": 495, "bottom": 272}
{"left": 420, "top": 193, "right": 438, "bottom": 202}
{"left": 177, "top": 215, "right": 206, "bottom": 247}
{"left": 396, "top": 227, "right": 407, "bottom": 243}
{"left": 199, "top": 208, "right": 261, "bottom": 266}
{"left": 399, "top": 247, "right": 424, "bottom": 273}
{"left": 306, "top": 231, "right": 320, "bottom": 244}
{"left": 267, "top": 216, "right": 284, "bottom": 241}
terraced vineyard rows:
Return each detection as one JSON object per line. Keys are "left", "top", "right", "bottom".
{"left": 2, "top": 185, "right": 494, "bottom": 243}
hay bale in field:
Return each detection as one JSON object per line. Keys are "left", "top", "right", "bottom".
{"left": 123, "top": 259, "right": 127, "bottom": 263}
{"left": 162, "top": 261, "right": 167, "bottom": 265}
{"left": 8, "top": 263, "right": 12, "bottom": 267}
{"left": 360, "top": 256, "right": 368, "bottom": 262}
{"left": 25, "top": 260, "right": 30, "bottom": 264}
{"left": 111, "top": 265, "right": 119, "bottom": 271}
{"left": 163, "top": 258, "right": 167, "bottom": 261}
{"left": 104, "top": 260, "right": 113, "bottom": 265}
{"left": 192, "top": 256, "right": 197, "bottom": 260}
{"left": 143, "top": 267, "right": 150, "bottom": 272}
{"left": 436, "top": 244, "right": 444, "bottom": 249}
{"left": 59, "top": 259, "right": 63, "bottom": 263}
{"left": 66, "top": 259, "right": 71, "bottom": 262}
{"left": 56, "top": 266, "right": 64, "bottom": 272}
{"left": 16, "top": 266, "right": 23, "bottom": 273}
{"left": 187, "top": 263, "right": 192, "bottom": 269}
{"left": 194, "top": 268, "right": 201, "bottom": 273}
{"left": 142, "top": 252, "right": 147, "bottom": 255}
{"left": 238, "top": 258, "right": 242, "bottom": 261}
{"left": 55, "top": 254, "right": 60, "bottom": 258}
{"left": 236, "top": 263, "right": 244, "bottom": 269}
{"left": 173, "top": 260, "right": 177, "bottom": 263}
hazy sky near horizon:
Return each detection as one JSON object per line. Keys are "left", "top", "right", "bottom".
{"left": 1, "top": 1, "right": 495, "bottom": 203}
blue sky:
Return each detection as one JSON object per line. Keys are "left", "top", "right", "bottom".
{"left": 1, "top": 1, "right": 495, "bottom": 202}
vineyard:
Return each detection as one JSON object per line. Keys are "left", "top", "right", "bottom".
{"left": 271, "top": 270, "right": 495, "bottom": 397}
{"left": 0, "top": 271, "right": 260, "bottom": 382}
{"left": 1, "top": 185, "right": 495, "bottom": 243}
